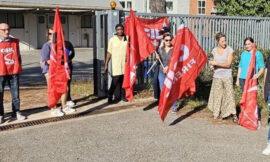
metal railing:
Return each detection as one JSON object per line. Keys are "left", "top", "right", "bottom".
{"left": 124, "top": 12, "right": 270, "bottom": 51}
{"left": 118, "top": 12, "right": 270, "bottom": 88}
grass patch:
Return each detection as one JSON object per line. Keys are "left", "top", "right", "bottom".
{"left": 185, "top": 99, "right": 207, "bottom": 109}
{"left": 71, "top": 79, "right": 95, "bottom": 100}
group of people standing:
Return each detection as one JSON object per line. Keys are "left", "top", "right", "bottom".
{"left": 207, "top": 33, "right": 270, "bottom": 155}
{"left": 1, "top": 21, "right": 270, "bottom": 155}
{"left": 0, "top": 23, "right": 77, "bottom": 124}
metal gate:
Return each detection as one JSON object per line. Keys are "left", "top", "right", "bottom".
{"left": 93, "top": 10, "right": 120, "bottom": 97}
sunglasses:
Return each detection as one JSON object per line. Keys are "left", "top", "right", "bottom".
{"left": 164, "top": 39, "right": 172, "bottom": 42}
{"left": 48, "top": 33, "right": 53, "bottom": 35}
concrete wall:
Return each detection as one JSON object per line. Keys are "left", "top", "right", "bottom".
{"left": 6, "top": 13, "right": 94, "bottom": 50}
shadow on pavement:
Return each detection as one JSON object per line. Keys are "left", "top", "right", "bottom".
{"left": 143, "top": 101, "right": 158, "bottom": 111}
{"left": 169, "top": 104, "right": 206, "bottom": 126}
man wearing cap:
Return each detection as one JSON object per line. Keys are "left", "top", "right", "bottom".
{"left": 0, "top": 23, "right": 26, "bottom": 124}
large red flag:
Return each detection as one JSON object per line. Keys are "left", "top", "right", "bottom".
{"left": 238, "top": 45, "right": 258, "bottom": 130}
{"left": 125, "top": 15, "right": 169, "bottom": 48}
{"left": 123, "top": 9, "right": 156, "bottom": 102}
{"left": 158, "top": 25, "right": 207, "bottom": 121}
{"left": 47, "top": 7, "right": 70, "bottom": 108}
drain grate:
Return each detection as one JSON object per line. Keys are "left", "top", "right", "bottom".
{"left": 0, "top": 113, "right": 83, "bottom": 132}
{"left": 0, "top": 100, "right": 154, "bottom": 132}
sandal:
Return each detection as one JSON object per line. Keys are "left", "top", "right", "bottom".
{"left": 232, "top": 114, "right": 238, "bottom": 123}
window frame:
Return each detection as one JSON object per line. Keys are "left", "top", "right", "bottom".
{"left": 0, "top": 13, "right": 24, "bottom": 28}
{"left": 198, "top": 0, "right": 206, "bottom": 15}
{"left": 165, "top": 1, "right": 173, "bottom": 12}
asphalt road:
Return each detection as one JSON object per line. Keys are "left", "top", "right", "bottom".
{"left": 0, "top": 106, "right": 269, "bottom": 162}
{"left": 19, "top": 48, "right": 93, "bottom": 85}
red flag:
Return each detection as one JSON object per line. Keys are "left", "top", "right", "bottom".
{"left": 47, "top": 7, "right": 70, "bottom": 108}
{"left": 238, "top": 45, "right": 258, "bottom": 130}
{"left": 158, "top": 25, "right": 207, "bottom": 121}
{"left": 123, "top": 9, "right": 156, "bottom": 102}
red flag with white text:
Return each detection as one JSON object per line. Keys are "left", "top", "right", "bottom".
{"left": 122, "top": 9, "right": 156, "bottom": 102}
{"left": 238, "top": 45, "right": 258, "bottom": 130}
{"left": 47, "top": 7, "right": 70, "bottom": 108}
{"left": 158, "top": 25, "right": 207, "bottom": 121}
{"left": 125, "top": 16, "right": 169, "bottom": 48}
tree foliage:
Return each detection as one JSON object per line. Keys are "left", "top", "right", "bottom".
{"left": 149, "top": 0, "right": 166, "bottom": 13}
{"left": 216, "top": 0, "right": 270, "bottom": 17}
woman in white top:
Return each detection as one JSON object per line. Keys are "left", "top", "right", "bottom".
{"left": 208, "top": 32, "right": 238, "bottom": 123}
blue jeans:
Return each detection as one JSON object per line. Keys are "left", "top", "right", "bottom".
{"left": 267, "top": 95, "right": 270, "bottom": 142}
{"left": 158, "top": 72, "right": 178, "bottom": 109}
{"left": 152, "top": 65, "right": 160, "bottom": 99}
{"left": 0, "top": 75, "right": 20, "bottom": 116}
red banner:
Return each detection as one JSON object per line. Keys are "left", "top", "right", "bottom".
{"left": 123, "top": 9, "right": 156, "bottom": 102}
{"left": 125, "top": 15, "right": 169, "bottom": 48}
{"left": 47, "top": 7, "right": 70, "bottom": 108}
{"left": 158, "top": 25, "right": 207, "bottom": 121}
{"left": 238, "top": 45, "right": 258, "bottom": 130}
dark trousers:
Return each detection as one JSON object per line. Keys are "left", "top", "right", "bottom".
{"left": 152, "top": 65, "right": 160, "bottom": 99}
{"left": 0, "top": 75, "right": 20, "bottom": 116}
{"left": 239, "top": 78, "right": 246, "bottom": 91}
{"left": 67, "top": 64, "right": 73, "bottom": 101}
{"left": 108, "top": 75, "right": 125, "bottom": 101}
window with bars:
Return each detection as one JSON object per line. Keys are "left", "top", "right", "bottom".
{"left": 0, "top": 13, "right": 24, "bottom": 28}
{"left": 120, "top": 1, "right": 125, "bottom": 8}
{"left": 127, "top": 1, "right": 132, "bottom": 9}
{"left": 198, "top": 0, "right": 206, "bottom": 14}
{"left": 166, "top": 1, "right": 173, "bottom": 11}
{"left": 81, "top": 15, "right": 93, "bottom": 28}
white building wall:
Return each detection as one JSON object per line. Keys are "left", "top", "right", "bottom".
{"left": 10, "top": 13, "right": 38, "bottom": 50}
{"left": 120, "top": 0, "right": 190, "bottom": 14}
{"left": 69, "top": 15, "right": 81, "bottom": 47}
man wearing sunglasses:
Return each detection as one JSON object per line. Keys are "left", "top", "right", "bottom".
{"left": 0, "top": 23, "right": 26, "bottom": 124}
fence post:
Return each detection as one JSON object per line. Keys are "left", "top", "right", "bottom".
{"left": 198, "top": 16, "right": 203, "bottom": 46}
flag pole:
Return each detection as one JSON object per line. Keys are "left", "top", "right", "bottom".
{"left": 154, "top": 51, "right": 165, "bottom": 69}
{"left": 146, "top": 60, "right": 158, "bottom": 75}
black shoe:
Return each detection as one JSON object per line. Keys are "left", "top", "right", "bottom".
{"left": 108, "top": 97, "right": 113, "bottom": 104}
{"left": 0, "top": 115, "right": 3, "bottom": 124}
{"left": 122, "top": 98, "right": 128, "bottom": 102}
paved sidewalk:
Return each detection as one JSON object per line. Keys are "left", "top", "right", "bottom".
{"left": 0, "top": 97, "right": 155, "bottom": 126}
{"left": 0, "top": 101, "right": 269, "bottom": 162}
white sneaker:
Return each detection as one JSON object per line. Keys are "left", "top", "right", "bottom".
{"left": 258, "top": 121, "right": 261, "bottom": 130}
{"left": 51, "top": 109, "right": 64, "bottom": 117}
{"left": 262, "top": 143, "right": 270, "bottom": 155}
{"left": 16, "top": 112, "right": 26, "bottom": 120}
{"left": 66, "top": 101, "right": 75, "bottom": 107}
{"left": 62, "top": 106, "right": 76, "bottom": 113}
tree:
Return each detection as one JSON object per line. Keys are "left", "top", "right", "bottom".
{"left": 149, "top": 0, "right": 166, "bottom": 13}
{"left": 216, "top": 0, "right": 270, "bottom": 17}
